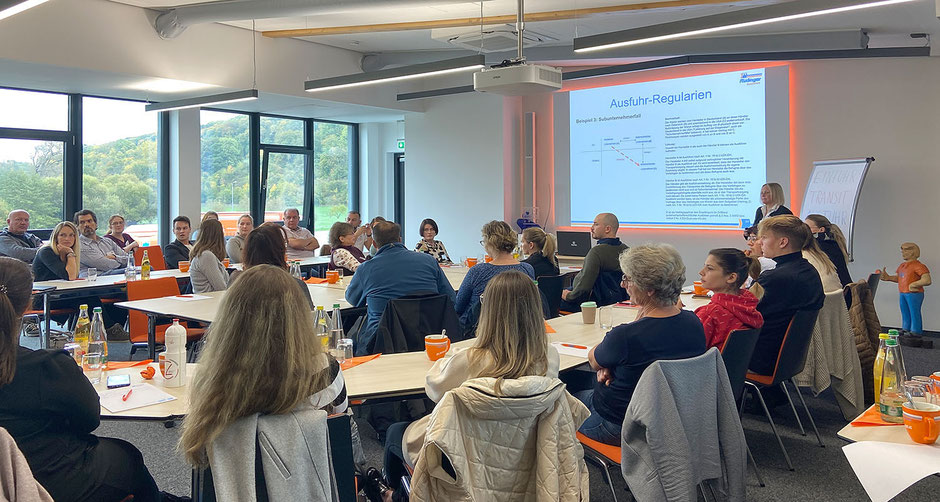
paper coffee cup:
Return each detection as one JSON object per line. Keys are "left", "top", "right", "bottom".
{"left": 581, "top": 302, "right": 597, "bottom": 324}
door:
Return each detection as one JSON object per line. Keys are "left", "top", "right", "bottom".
{"left": 393, "top": 152, "right": 405, "bottom": 239}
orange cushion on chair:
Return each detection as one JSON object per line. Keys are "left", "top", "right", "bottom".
{"left": 577, "top": 431, "right": 621, "bottom": 464}
{"left": 745, "top": 371, "right": 774, "bottom": 386}
{"left": 24, "top": 308, "right": 76, "bottom": 316}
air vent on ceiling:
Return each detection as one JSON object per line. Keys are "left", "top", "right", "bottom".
{"left": 432, "top": 26, "right": 557, "bottom": 53}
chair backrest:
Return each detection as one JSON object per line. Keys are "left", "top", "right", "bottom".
{"left": 592, "top": 269, "right": 628, "bottom": 306}
{"left": 537, "top": 274, "right": 564, "bottom": 318}
{"left": 134, "top": 245, "right": 167, "bottom": 271}
{"left": 126, "top": 277, "right": 181, "bottom": 343}
{"left": 194, "top": 414, "right": 356, "bottom": 502}
{"left": 318, "top": 244, "right": 332, "bottom": 256}
{"left": 720, "top": 329, "right": 761, "bottom": 404}
{"left": 867, "top": 272, "right": 880, "bottom": 298}
{"left": 771, "top": 309, "right": 821, "bottom": 383}
{"left": 374, "top": 292, "right": 462, "bottom": 354}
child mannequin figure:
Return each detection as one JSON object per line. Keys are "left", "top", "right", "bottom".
{"left": 881, "top": 242, "right": 931, "bottom": 339}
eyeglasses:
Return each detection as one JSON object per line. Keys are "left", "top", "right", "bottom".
{"left": 479, "top": 240, "right": 485, "bottom": 247}
{"left": 621, "top": 275, "right": 631, "bottom": 284}
{"left": 479, "top": 293, "right": 485, "bottom": 305}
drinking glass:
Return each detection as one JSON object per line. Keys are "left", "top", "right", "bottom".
{"left": 336, "top": 338, "right": 354, "bottom": 363}
{"left": 598, "top": 306, "right": 614, "bottom": 330}
{"left": 336, "top": 268, "right": 344, "bottom": 284}
{"left": 82, "top": 353, "right": 104, "bottom": 384}
{"left": 87, "top": 268, "right": 98, "bottom": 282}
{"left": 904, "top": 380, "right": 934, "bottom": 405}
{"left": 909, "top": 377, "right": 936, "bottom": 404}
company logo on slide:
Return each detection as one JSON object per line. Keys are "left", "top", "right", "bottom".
{"left": 739, "top": 72, "right": 763, "bottom": 85}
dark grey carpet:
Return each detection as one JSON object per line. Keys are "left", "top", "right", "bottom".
{"left": 21, "top": 333, "right": 940, "bottom": 500}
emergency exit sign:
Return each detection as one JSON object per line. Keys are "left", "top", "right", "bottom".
{"left": 397, "top": 139, "right": 405, "bottom": 150}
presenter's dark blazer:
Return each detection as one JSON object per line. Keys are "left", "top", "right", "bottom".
{"left": 753, "top": 205, "right": 792, "bottom": 227}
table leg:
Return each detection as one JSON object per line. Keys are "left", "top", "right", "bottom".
{"left": 42, "top": 293, "right": 51, "bottom": 350}
{"left": 147, "top": 314, "right": 157, "bottom": 360}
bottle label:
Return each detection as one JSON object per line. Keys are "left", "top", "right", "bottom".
{"left": 879, "top": 402, "right": 903, "bottom": 418}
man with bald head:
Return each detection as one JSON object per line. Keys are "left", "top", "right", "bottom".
{"left": 561, "top": 212, "right": 629, "bottom": 310}
{"left": 0, "top": 210, "right": 43, "bottom": 263}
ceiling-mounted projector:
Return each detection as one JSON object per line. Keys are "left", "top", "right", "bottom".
{"left": 473, "top": 63, "right": 563, "bottom": 96}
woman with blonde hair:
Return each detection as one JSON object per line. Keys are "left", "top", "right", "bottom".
{"left": 454, "top": 220, "right": 534, "bottom": 331}
{"left": 372, "top": 270, "right": 561, "bottom": 501}
{"left": 753, "top": 182, "right": 792, "bottom": 227}
{"left": 798, "top": 224, "right": 842, "bottom": 293}
{"left": 521, "top": 227, "right": 559, "bottom": 278}
{"left": 104, "top": 214, "right": 138, "bottom": 253}
{"left": 33, "top": 221, "right": 80, "bottom": 282}
{"left": 0, "top": 257, "right": 167, "bottom": 501}
{"left": 180, "top": 265, "right": 349, "bottom": 467}
{"left": 225, "top": 213, "right": 253, "bottom": 264}
{"left": 188, "top": 219, "right": 229, "bottom": 293}
{"left": 804, "top": 214, "right": 852, "bottom": 286}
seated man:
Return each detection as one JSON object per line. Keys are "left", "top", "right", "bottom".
{"left": 347, "top": 210, "right": 373, "bottom": 255}
{"left": 74, "top": 210, "right": 126, "bottom": 275}
{"left": 345, "top": 221, "right": 456, "bottom": 355}
{"left": 0, "top": 210, "right": 43, "bottom": 263}
{"left": 283, "top": 207, "right": 319, "bottom": 260}
{"left": 561, "top": 212, "right": 629, "bottom": 310}
{"left": 165, "top": 215, "right": 194, "bottom": 269}
{"left": 750, "top": 215, "right": 825, "bottom": 375}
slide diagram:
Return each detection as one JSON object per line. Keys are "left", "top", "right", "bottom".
{"left": 569, "top": 68, "right": 768, "bottom": 229}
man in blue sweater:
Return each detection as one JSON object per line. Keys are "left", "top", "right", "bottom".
{"left": 346, "top": 220, "right": 456, "bottom": 355}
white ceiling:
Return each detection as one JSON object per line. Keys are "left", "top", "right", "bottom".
{"left": 110, "top": 0, "right": 939, "bottom": 55}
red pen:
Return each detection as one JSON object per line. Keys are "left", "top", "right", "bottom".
{"left": 561, "top": 343, "right": 588, "bottom": 350}
{"left": 122, "top": 389, "right": 133, "bottom": 401}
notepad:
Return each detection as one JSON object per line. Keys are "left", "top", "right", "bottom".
{"left": 99, "top": 383, "right": 177, "bottom": 413}
{"left": 843, "top": 441, "right": 940, "bottom": 502}
{"left": 551, "top": 341, "right": 591, "bottom": 358}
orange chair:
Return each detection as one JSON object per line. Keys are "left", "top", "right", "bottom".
{"left": 126, "top": 277, "right": 204, "bottom": 356}
{"left": 134, "top": 245, "right": 167, "bottom": 271}
{"left": 577, "top": 432, "right": 623, "bottom": 501}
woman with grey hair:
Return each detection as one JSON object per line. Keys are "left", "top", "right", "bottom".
{"left": 578, "top": 243, "right": 707, "bottom": 445}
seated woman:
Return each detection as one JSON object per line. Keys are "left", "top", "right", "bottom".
{"left": 0, "top": 257, "right": 169, "bottom": 502}
{"left": 521, "top": 227, "right": 559, "bottom": 278}
{"left": 328, "top": 221, "right": 366, "bottom": 275}
{"left": 180, "top": 265, "right": 358, "bottom": 476}
{"left": 368, "top": 216, "right": 386, "bottom": 256}
{"left": 804, "top": 214, "right": 852, "bottom": 287}
{"left": 455, "top": 221, "right": 535, "bottom": 332}
{"left": 742, "top": 226, "right": 775, "bottom": 288}
{"left": 225, "top": 214, "right": 253, "bottom": 264}
{"left": 694, "top": 248, "right": 764, "bottom": 350}
{"left": 190, "top": 210, "right": 219, "bottom": 241}
{"left": 188, "top": 219, "right": 229, "bottom": 293}
{"left": 370, "top": 270, "right": 563, "bottom": 501}
{"left": 231, "top": 223, "right": 313, "bottom": 308}
{"left": 799, "top": 225, "right": 842, "bottom": 293}
{"left": 33, "top": 221, "right": 79, "bottom": 282}
{"left": 579, "top": 244, "right": 707, "bottom": 445}
{"left": 103, "top": 214, "right": 139, "bottom": 254}
{"left": 414, "top": 218, "right": 451, "bottom": 263}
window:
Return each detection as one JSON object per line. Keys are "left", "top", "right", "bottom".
{"left": 262, "top": 151, "right": 307, "bottom": 222}
{"left": 0, "top": 139, "right": 64, "bottom": 228}
{"left": 0, "top": 88, "right": 68, "bottom": 130}
{"left": 312, "top": 122, "right": 352, "bottom": 233}
{"left": 201, "top": 110, "right": 250, "bottom": 236}
{"left": 260, "top": 116, "right": 304, "bottom": 147}
{"left": 82, "top": 97, "right": 159, "bottom": 245}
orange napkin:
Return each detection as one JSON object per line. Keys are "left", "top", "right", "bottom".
{"left": 304, "top": 277, "right": 329, "bottom": 284}
{"left": 341, "top": 353, "right": 380, "bottom": 371}
{"left": 850, "top": 404, "right": 904, "bottom": 427}
{"left": 545, "top": 322, "right": 557, "bottom": 334}
{"left": 106, "top": 359, "right": 153, "bottom": 370}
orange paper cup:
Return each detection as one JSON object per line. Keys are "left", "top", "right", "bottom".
{"left": 466, "top": 257, "right": 478, "bottom": 267}
{"left": 902, "top": 402, "right": 940, "bottom": 444}
{"left": 222, "top": 258, "right": 230, "bottom": 268}
{"left": 158, "top": 352, "right": 167, "bottom": 378}
{"left": 484, "top": 254, "right": 493, "bottom": 263}
{"left": 178, "top": 261, "right": 191, "bottom": 272}
{"left": 693, "top": 281, "right": 707, "bottom": 296}
{"left": 326, "top": 270, "right": 339, "bottom": 284}
{"left": 425, "top": 334, "right": 451, "bottom": 361}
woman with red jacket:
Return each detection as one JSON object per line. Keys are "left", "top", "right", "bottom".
{"left": 695, "top": 248, "right": 764, "bottom": 349}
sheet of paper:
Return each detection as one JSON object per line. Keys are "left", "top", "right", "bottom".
{"left": 842, "top": 441, "right": 940, "bottom": 502}
{"left": 99, "top": 383, "right": 177, "bottom": 413}
{"left": 168, "top": 294, "right": 211, "bottom": 301}
{"left": 551, "top": 341, "right": 591, "bottom": 358}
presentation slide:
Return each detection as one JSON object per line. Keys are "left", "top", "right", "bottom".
{"left": 568, "top": 67, "right": 785, "bottom": 230}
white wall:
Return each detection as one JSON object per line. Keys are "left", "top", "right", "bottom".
{"left": 515, "top": 56, "right": 940, "bottom": 331}
{"left": 359, "top": 121, "right": 403, "bottom": 222}
{"left": 404, "top": 93, "right": 509, "bottom": 259}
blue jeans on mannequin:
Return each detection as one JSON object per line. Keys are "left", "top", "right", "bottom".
{"left": 899, "top": 292, "right": 925, "bottom": 334}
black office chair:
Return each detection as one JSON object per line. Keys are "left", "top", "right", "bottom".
{"left": 867, "top": 272, "right": 881, "bottom": 299}
{"left": 719, "top": 328, "right": 765, "bottom": 487}
{"left": 537, "top": 274, "right": 565, "bottom": 318}
{"left": 193, "top": 413, "right": 357, "bottom": 502}
{"left": 593, "top": 269, "right": 629, "bottom": 306}
{"left": 373, "top": 291, "right": 462, "bottom": 354}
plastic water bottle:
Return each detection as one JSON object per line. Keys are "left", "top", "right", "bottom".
{"left": 125, "top": 253, "right": 136, "bottom": 281}
{"left": 872, "top": 333, "right": 889, "bottom": 404}
{"left": 88, "top": 307, "right": 108, "bottom": 364}
{"left": 291, "top": 261, "right": 302, "bottom": 279}
{"left": 163, "top": 319, "right": 187, "bottom": 387}
{"left": 879, "top": 338, "right": 905, "bottom": 423}
{"left": 329, "top": 303, "right": 344, "bottom": 355}
{"left": 73, "top": 304, "right": 90, "bottom": 354}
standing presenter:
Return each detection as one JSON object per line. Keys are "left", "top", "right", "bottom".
{"left": 753, "top": 182, "right": 792, "bottom": 227}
